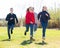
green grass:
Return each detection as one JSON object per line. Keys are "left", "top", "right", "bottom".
{"left": 0, "top": 27, "right": 60, "bottom": 48}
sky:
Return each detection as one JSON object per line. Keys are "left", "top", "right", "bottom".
{"left": 0, "top": 0, "right": 60, "bottom": 18}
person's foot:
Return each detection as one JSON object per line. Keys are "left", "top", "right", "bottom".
{"left": 42, "top": 37, "right": 45, "bottom": 40}
{"left": 42, "top": 40, "right": 45, "bottom": 43}
{"left": 11, "top": 30, "right": 13, "bottom": 34}
{"left": 30, "top": 37, "right": 35, "bottom": 41}
{"left": 33, "top": 31, "right": 36, "bottom": 34}
{"left": 8, "top": 39, "right": 11, "bottom": 41}
{"left": 42, "top": 37, "right": 45, "bottom": 44}
{"left": 8, "top": 37, "right": 11, "bottom": 41}
{"left": 32, "top": 37, "right": 35, "bottom": 41}
{"left": 42, "top": 40, "right": 47, "bottom": 45}
{"left": 24, "top": 32, "right": 27, "bottom": 35}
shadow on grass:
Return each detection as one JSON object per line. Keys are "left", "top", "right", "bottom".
{"left": 35, "top": 42, "right": 48, "bottom": 45}
{"left": 1, "top": 39, "right": 11, "bottom": 41}
{"left": 21, "top": 40, "right": 32, "bottom": 45}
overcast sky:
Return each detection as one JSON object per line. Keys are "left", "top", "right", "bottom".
{"left": 0, "top": 0, "right": 60, "bottom": 18}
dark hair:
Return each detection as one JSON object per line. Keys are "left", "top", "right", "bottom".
{"left": 10, "top": 8, "right": 13, "bottom": 9}
{"left": 32, "top": 7, "right": 34, "bottom": 10}
{"left": 26, "top": 8, "right": 29, "bottom": 12}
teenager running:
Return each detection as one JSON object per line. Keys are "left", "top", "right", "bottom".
{"left": 33, "top": 8, "right": 38, "bottom": 33}
{"left": 24, "top": 7, "right": 35, "bottom": 41}
{"left": 38, "top": 6, "right": 50, "bottom": 43}
{"left": 6, "top": 8, "right": 18, "bottom": 40}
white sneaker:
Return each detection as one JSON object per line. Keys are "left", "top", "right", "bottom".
{"left": 33, "top": 31, "right": 36, "bottom": 34}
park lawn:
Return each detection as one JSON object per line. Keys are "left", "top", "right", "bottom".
{"left": 0, "top": 27, "right": 60, "bottom": 48}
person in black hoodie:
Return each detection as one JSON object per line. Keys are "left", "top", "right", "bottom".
{"left": 6, "top": 8, "right": 18, "bottom": 40}
{"left": 38, "top": 6, "right": 50, "bottom": 43}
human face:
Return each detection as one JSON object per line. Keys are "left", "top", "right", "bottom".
{"left": 29, "top": 7, "right": 34, "bottom": 13}
{"left": 10, "top": 8, "right": 13, "bottom": 13}
{"left": 42, "top": 6, "right": 47, "bottom": 11}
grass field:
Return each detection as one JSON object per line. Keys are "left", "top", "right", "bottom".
{"left": 0, "top": 27, "right": 60, "bottom": 48}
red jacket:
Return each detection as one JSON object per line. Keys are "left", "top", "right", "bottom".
{"left": 25, "top": 11, "right": 35, "bottom": 24}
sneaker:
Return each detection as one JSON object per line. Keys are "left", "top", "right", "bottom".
{"left": 8, "top": 39, "right": 11, "bottom": 41}
{"left": 42, "top": 37, "right": 45, "bottom": 40}
{"left": 11, "top": 30, "right": 13, "bottom": 34}
{"left": 42, "top": 37, "right": 46, "bottom": 44}
{"left": 30, "top": 37, "right": 35, "bottom": 41}
{"left": 33, "top": 31, "right": 36, "bottom": 34}
{"left": 9, "top": 37, "right": 11, "bottom": 40}
{"left": 42, "top": 40, "right": 44, "bottom": 43}
{"left": 32, "top": 38, "right": 35, "bottom": 41}
{"left": 24, "top": 32, "right": 27, "bottom": 35}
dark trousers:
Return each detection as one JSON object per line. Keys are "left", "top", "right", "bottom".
{"left": 41, "top": 22, "right": 48, "bottom": 37}
{"left": 8, "top": 24, "right": 14, "bottom": 39}
{"left": 25, "top": 24, "right": 34, "bottom": 37}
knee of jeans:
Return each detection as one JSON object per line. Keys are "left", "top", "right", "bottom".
{"left": 43, "top": 26, "right": 46, "bottom": 29}
{"left": 11, "top": 27, "right": 13, "bottom": 30}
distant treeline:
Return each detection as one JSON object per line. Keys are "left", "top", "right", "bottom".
{"left": 0, "top": 19, "right": 21, "bottom": 27}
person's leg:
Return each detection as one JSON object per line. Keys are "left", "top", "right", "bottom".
{"left": 34, "top": 24, "right": 37, "bottom": 32}
{"left": 30, "top": 24, "right": 35, "bottom": 41}
{"left": 11, "top": 24, "right": 14, "bottom": 34}
{"left": 41, "top": 22, "right": 48, "bottom": 42}
{"left": 43, "top": 22, "right": 47, "bottom": 38}
{"left": 24, "top": 24, "right": 29, "bottom": 35}
{"left": 8, "top": 25, "right": 11, "bottom": 39}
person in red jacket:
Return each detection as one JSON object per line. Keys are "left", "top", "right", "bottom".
{"left": 24, "top": 7, "right": 35, "bottom": 41}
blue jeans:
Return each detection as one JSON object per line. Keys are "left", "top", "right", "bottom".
{"left": 34, "top": 24, "right": 37, "bottom": 32}
{"left": 25, "top": 24, "right": 34, "bottom": 37}
{"left": 41, "top": 22, "right": 48, "bottom": 37}
{"left": 25, "top": 24, "right": 29, "bottom": 32}
{"left": 8, "top": 24, "right": 14, "bottom": 39}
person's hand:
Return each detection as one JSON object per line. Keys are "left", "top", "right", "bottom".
{"left": 10, "top": 18, "right": 13, "bottom": 20}
{"left": 16, "top": 23, "right": 18, "bottom": 26}
{"left": 46, "top": 14, "right": 48, "bottom": 16}
{"left": 30, "top": 21, "right": 33, "bottom": 24}
{"left": 38, "top": 21, "right": 40, "bottom": 25}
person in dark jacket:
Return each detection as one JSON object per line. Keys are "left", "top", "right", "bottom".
{"left": 6, "top": 8, "right": 18, "bottom": 40}
{"left": 24, "top": 7, "right": 35, "bottom": 41}
{"left": 38, "top": 6, "right": 50, "bottom": 43}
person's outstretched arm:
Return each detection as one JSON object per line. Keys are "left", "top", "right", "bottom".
{"left": 38, "top": 12, "right": 41, "bottom": 20}
{"left": 15, "top": 15, "right": 18, "bottom": 23}
{"left": 6, "top": 14, "right": 10, "bottom": 21}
